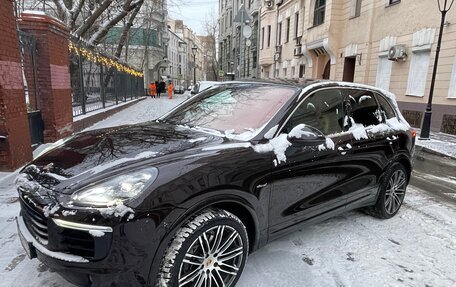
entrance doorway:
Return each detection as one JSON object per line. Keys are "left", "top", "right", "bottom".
{"left": 343, "top": 57, "right": 356, "bottom": 82}
{"left": 322, "top": 60, "right": 331, "bottom": 79}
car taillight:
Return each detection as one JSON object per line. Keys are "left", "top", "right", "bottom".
{"left": 411, "top": 129, "right": 417, "bottom": 138}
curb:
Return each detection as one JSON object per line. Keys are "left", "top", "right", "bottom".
{"left": 73, "top": 97, "right": 146, "bottom": 132}
{"left": 415, "top": 145, "right": 456, "bottom": 160}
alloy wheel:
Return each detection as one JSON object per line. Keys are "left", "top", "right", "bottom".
{"left": 178, "top": 225, "right": 244, "bottom": 287}
{"left": 384, "top": 169, "right": 407, "bottom": 215}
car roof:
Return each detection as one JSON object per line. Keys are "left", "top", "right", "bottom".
{"left": 212, "top": 79, "right": 392, "bottom": 96}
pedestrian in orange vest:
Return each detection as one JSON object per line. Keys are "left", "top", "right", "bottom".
{"left": 168, "top": 82, "right": 174, "bottom": 99}
{"left": 149, "top": 82, "right": 156, "bottom": 98}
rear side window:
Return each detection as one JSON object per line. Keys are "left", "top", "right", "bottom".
{"left": 343, "top": 89, "right": 381, "bottom": 127}
{"left": 375, "top": 93, "right": 396, "bottom": 120}
{"left": 284, "top": 89, "right": 344, "bottom": 135}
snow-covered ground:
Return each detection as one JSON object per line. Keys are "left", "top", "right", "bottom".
{"left": 1, "top": 98, "right": 455, "bottom": 286}
{"left": 83, "top": 96, "right": 186, "bottom": 131}
{"left": 416, "top": 135, "right": 456, "bottom": 159}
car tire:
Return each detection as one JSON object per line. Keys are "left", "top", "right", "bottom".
{"left": 366, "top": 162, "right": 408, "bottom": 219}
{"left": 157, "top": 208, "right": 249, "bottom": 287}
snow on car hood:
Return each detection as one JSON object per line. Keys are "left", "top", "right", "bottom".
{"left": 27, "top": 122, "right": 224, "bottom": 182}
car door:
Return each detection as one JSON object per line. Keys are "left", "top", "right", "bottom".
{"left": 268, "top": 88, "right": 358, "bottom": 239}
{"left": 342, "top": 88, "right": 395, "bottom": 205}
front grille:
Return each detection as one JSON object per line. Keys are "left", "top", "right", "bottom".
{"left": 20, "top": 197, "right": 49, "bottom": 245}
{"left": 58, "top": 229, "right": 95, "bottom": 258}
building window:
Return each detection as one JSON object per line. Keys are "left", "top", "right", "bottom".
{"left": 299, "top": 64, "right": 305, "bottom": 78}
{"left": 261, "top": 27, "right": 265, "bottom": 49}
{"left": 351, "top": 0, "right": 362, "bottom": 18}
{"left": 313, "top": 0, "right": 326, "bottom": 26}
{"left": 278, "top": 22, "right": 282, "bottom": 45}
{"left": 388, "top": 0, "right": 400, "bottom": 5}
{"left": 285, "top": 18, "right": 290, "bottom": 43}
{"left": 376, "top": 56, "right": 392, "bottom": 91}
{"left": 253, "top": 54, "right": 257, "bottom": 69}
{"left": 267, "top": 25, "right": 271, "bottom": 47}
{"left": 283, "top": 68, "right": 287, "bottom": 77}
{"left": 294, "top": 12, "right": 299, "bottom": 39}
{"left": 406, "top": 51, "right": 431, "bottom": 97}
{"left": 291, "top": 67, "right": 295, "bottom": 78}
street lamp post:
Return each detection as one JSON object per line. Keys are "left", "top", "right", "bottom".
{"left": 192, "top": 46, "right": 198, "bottom": 85}
{"left": 420, "top": 0, "right": 455, "bottom": 139}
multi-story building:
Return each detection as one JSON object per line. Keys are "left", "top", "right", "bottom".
{"left": 218, "top": 0, "right": 262, "bottom": 80}
{"left": 198, "top": 35, "right": 218, "bottom": 81}
{"left": 258, "top": 0, "right": 456, "bottom": 134}
{"left": 165, "top": 28, "right": 187, "bottom": 87}
{"left": 169, "top": 19, "right": 204, "bottom": 87}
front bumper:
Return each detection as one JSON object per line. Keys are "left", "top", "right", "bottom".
{"left": 16, "top": 204, "right": 159, "bottom": 287}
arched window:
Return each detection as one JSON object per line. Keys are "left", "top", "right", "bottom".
{"left": 313, "top": 0, "right": 326, "bottom": 26}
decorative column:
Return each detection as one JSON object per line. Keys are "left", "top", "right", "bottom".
{"left": 0, "top": 0, "right": 33, "bottom": 171}
{"left": 19, "top": 12, "right": 73, "bottom": 143}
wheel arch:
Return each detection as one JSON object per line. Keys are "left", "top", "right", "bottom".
{"left": 147, "top": 190, "right": 266, "bottom": 286}
{"left": 395, "top": 154, "right": 412, "bottom": 183}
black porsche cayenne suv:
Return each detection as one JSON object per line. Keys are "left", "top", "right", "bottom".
{"left": 16, "top": 81, "right": 415, "bottom": 287}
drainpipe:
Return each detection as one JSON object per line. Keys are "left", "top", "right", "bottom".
{"left": 273, "top": 1, "right": 282, "bottom": 78}
{"left": 256, "top": 7, "right": 261, "bottom": 78}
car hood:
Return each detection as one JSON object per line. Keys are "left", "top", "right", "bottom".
{"left": 21, "top": 122, "right": 228, "bottom": 189}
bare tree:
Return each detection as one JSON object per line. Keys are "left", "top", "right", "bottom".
{"left": 52, "top": 0, "right": 145, "bottom": 45}
{"left": 203, "top": 9, "right": 220, "bottom": 81}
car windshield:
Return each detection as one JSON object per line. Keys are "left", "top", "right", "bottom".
{"left": 162, "top": 84, "right": 298, "bottom": 137}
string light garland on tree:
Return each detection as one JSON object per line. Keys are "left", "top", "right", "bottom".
{"left": 68, "top": 41, "right": 144, "bottom": 78}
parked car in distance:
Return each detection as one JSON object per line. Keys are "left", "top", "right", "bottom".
{"left": 174, "top": 85, "right": 184, "bottom": 94}
{"left": 16, "top": 81, "right": 415, "bottom": 287}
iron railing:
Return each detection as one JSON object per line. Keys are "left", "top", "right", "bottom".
{"left": 69, "top": 41, "right": 145, "bottom": 117}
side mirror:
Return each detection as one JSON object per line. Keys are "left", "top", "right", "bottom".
{"left": 191, "top": 90, "right": 197, "bottom": 95}
{"left": 287, "top": 125, "right": 326, "bottom": 146}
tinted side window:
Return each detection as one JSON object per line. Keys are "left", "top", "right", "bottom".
{"left": 284, "top": 89, "right": 344, "bottom": 135}
{"left": 343, "top": 89, "right": 381, "bottom": 127}
{"left": 375, "top": 93, "right": 396, "bottom": 120}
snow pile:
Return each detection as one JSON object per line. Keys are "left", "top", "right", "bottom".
{"left": 254, "top": 125, "right": 315, "bottom": 164}
{"left": 61, "top": 210, "right": 77, "bottom": 217}
{"left": 254, "top": 134, "right": 291, "bottom": 164}
{"left": 349, "top": 122, "right": 368, "bottom": 140}
{"left": 89, "top": 230, "right": 105, "bottom": 237}
{"left": 288, "top": 124, "right": 318, "bottom": 139}
{"left": 264, "top": 125, "right": 278, "bottom": 139}
{"left": 43, "top": 204, "right": 60, "bottom": 218}
{"left": 99, "top": 202, "right": 134, "bottom": 219}
{"left": 318, "top": 138, "right": 335, "bottom": 151}
{"left": 15, "top": 173, "right": 43, "bottom": 193}
{"left": 358, "top": 95, "right": 372, "bottom": 103}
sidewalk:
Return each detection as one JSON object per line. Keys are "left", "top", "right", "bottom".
{"left": 415, "top": 129, "right": 456, "bottom": 159}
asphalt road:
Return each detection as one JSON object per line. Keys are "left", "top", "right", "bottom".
{"left": 411, "top": 147, "right": 456, "bottom": 204}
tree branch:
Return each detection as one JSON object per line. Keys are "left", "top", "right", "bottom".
{"left": 88, "top": 0, "right": 144, "bottom": 45}
{"left": 74, "top": 0, "right": 113, "bottom": 38}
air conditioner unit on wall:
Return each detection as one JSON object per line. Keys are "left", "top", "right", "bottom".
{"left": 265, "top": 0, "right": 274, "bottom": 9}
{"left": 274, "top": 52, "right": 280, "bottom": 61}
{"left": 294, "top": 46, "right": 303, "bottom": 56}
{"left": 276, "top": 0, "right": 283, "bottom": 5}
{"left": 388, "top": 45, "right": 407, "bottom": 62}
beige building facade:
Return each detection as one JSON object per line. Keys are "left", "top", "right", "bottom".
{"left": 258, "top": 0, "right": 456, "bottom": 133}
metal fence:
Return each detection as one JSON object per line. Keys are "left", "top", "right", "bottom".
{"left": 69, "top": 41, "right": 145, "bottom": 117}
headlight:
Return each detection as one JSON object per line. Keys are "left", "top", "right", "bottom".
{"left": 71, "top": 168, "right": 158, "bottom": 207}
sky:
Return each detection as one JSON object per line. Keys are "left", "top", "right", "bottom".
{"left": 168, "top": 0, "right": 219, "bottom": 35}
